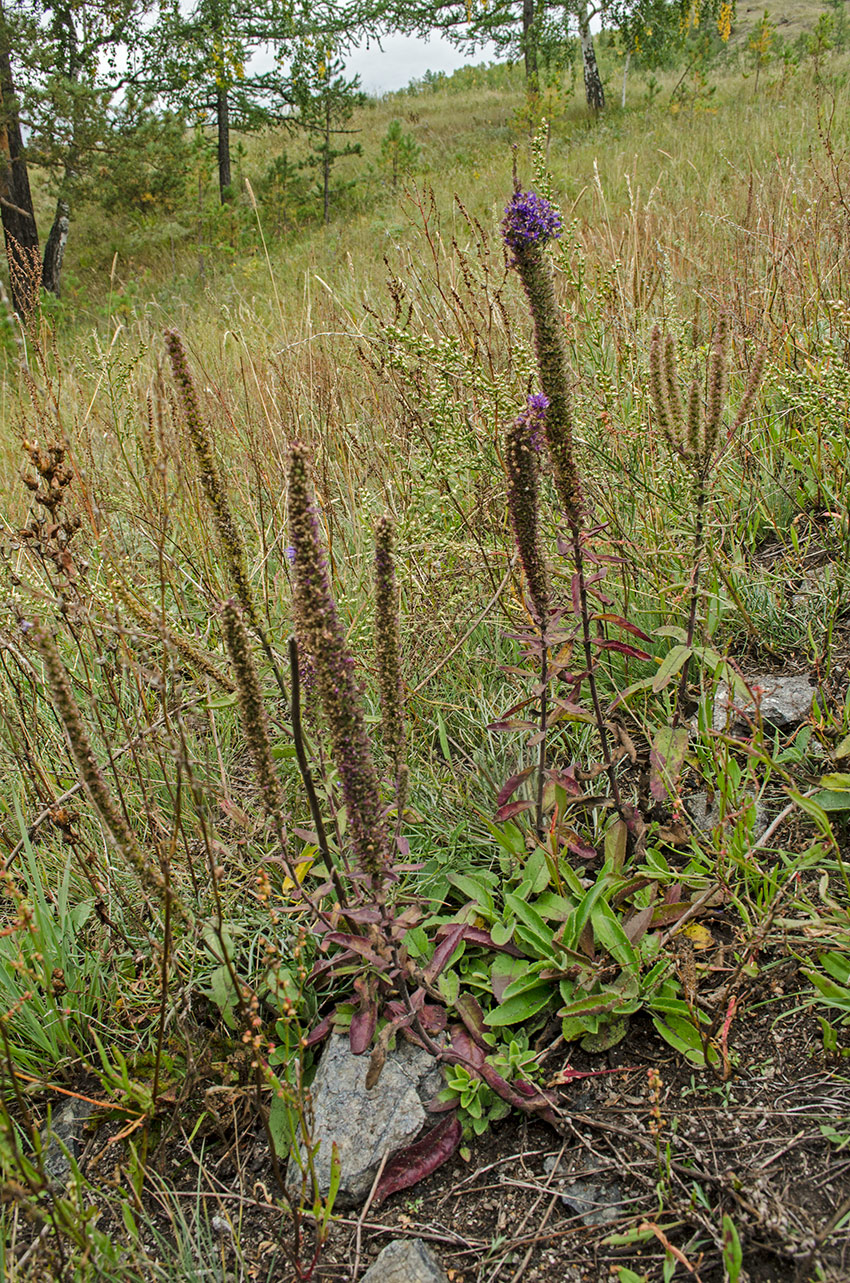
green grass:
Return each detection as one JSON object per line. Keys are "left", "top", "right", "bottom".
{"left": 2, "top": 28, "right": 850, "bottom": 1280}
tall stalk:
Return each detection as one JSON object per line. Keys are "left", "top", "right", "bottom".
{"left": 502, "top": 188, "right": 623, "bottom": 816}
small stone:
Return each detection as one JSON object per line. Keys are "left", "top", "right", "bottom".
{"left": 285, "top": 1033, "right": 443, "bottom": 1209}
{"left": 712, "top": 675, "right": 814, "bottom": 731}
{"left": 559, "top": 1178, "right": 623, "bottom": 1226}
{"left": 359, "top": 1237, "right": 449, "bottom": 1283}
{"left": 41, "top": 1098, "right": 90, "bottom": 1183}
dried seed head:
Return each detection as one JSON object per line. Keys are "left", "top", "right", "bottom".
{"left": 164, "top": 330, "right": 257, "bottom": 629}
{"left": 29, "top": 621, "right": 191, "bottom": 926}
{"left": 219, "top": 599, "right": 285, "bottom": 827}
{"left": 704, "top": 312, "right": 729, "bottom": 458}
{"left": 374, "top": 516, "right": 407, "bottom": 818}
{"left": 731, "top": 346, "right": 766, "bottom": 434}
{"left": 506, "top": 397, "right": 550, "bottom": 627}
{"left": 288, "top": 443, "right": 390, "bottom": 883}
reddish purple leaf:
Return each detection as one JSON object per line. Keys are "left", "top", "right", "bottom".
{"left": 349, "top": 1006, "right": 377, "bottom": 1055}
{"left": 446, "top": 1025, "right": 486, "bottom": 1070}
{"left": 372, "top": 1114, "right": 463, "bottom": 1208}
{"left": 571, "top": 572, "right": 582, "bottom": 615}
{"left": 664, "top": 884, "right": 683, "bottom": 905}
{"left": 303, "top": 1011, "right": 335, "bottom": 1048}
{"left": 592, "top": 614, "right": 653, "bottom": 643}
{"left": 478, "top": 1064, "right": 560, "bottom": 1126}
{"left": 418, "top": 1003, "right": 448, "bottom": 1034}
{"left": 496, "top": 799, "right": 534, "bottom": 821}
{"left": 567, "top": 836, "right": 598, "bottom": 860}
{"left": 496, "top": 768, "right": 535, "bottom": 808}
{"left": 488, "top": 719, "right": 538, "bottom": 733}
{"left": 547, "top": 766, "right": 583, "bottom": 796}
{"left": 324, "top": 933, "right": 387, "bottom": 969}
{"left": 454, "top": 993, "right": 489, "bottom": 1048}
{"left": 434, "top": 924, "right": 524, "bottom": 958}
{"left": 333, "top": 905, "right": 383, "bottom": 924}
{"left": 623, "top": 905, "right": 654, "bottom": 944}
{"left": 592, "top": 639, "right": 652, "bottom": 661}
{"left": 349, "top": 979, "right": 377, "bottom": 1055}
{"left": 651, "top": 900, "right": 695, "bottom": 926}
{"left": 424, "top": 923, "right": 466, "bottom": 983}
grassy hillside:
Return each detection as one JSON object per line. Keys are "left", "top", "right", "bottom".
{"left": 2, "top": 27, "right": 850, "bottom": 1283}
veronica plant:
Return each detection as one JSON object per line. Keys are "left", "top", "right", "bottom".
{"left": 501, "top": 187, "right": 648, "bottom": 826}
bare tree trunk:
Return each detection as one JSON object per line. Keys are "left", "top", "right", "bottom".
{"left": 577, "top": 3, "right": 605, "bottom": 111}
{"left": 522, "top": 0, "right": 539, "bottom": 89}
{"left": 0, "top": 0, "right": 40, "bottom": 317}
{"left": 217, "top": 86, "right": 233, "bottom": 203}
{"left": 621, "top": 48, "right": 630, "bottom": 108}
{"left": 322, "top": 100, "right": 330, "bottom": 224}
{"left": 42, "top": 192, "right": 70, "bottom": 296}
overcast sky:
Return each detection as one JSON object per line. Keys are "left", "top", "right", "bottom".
{"left": 344, "top": 32, "right": 497, "bottom": 95}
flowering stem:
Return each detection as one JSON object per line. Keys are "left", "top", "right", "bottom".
{"left": 568, "top": 519, "right": 623, "bottom": 816}
{"left": 535, "top": 628, "right": 548, "bottom": 841}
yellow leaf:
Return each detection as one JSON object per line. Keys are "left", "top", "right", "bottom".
{"left": 682, "top": 922, "right": 713, "bottom": 950}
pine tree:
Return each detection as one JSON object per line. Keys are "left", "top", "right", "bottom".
{"left": 291, "top": 41, "right": 365, "bottom": 224}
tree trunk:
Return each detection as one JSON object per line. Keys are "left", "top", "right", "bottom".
{"left": 42, "top": 194, "right": 70, "bottom": 296}
{"left": 577, "top": 5, "right": 605, "bottom": 111}
{"left": 322, "top": 99, "right": 330, "bottom": 224}
{"left": 621, "top": 49, "right": 630, "bottom": 108}
{"left": 0, "top": 1, "right": 40, "bottom": 318}
{"left": 217, "top": 86, "right": 233, "bottom": 203}
{"left": 522, "top": 0, "right": 539, "bottom": 88}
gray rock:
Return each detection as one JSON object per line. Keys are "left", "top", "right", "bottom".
{"left": 559, "top": 1178, "right": 623, "bottom": 1226}
{"left": 685, "top": 790, "right": 768, "bottom": 839}
{"left": 712, "top": 676, "right": 814, "bottom": 731}
{"left": 359, "top": 1238, "right": 449, "bottom": 1283}
{"left": 543, "top": 1156, "right": 623, "bottom": 1226}
{"left": 41, "top": 1098, "right": 90, "bottom": 1182}
{"left": 286, "top": 1033, "right": 443, "bottom": 1209}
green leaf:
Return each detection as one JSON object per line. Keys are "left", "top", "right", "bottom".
{"left": 722, "top": 1214, "right": 743, "bottom": 1283}
{"left": 592, "top": 901, "right": 638, "bottom": 970}
{"left": 580, "top": 1016, "right": 628, "bottom": 1053}
{"left": 810, "top": 790, "right": 850, "bottom": 813}
{"left": 437, "top": 712, "right": 452, "bottom": 763}
{"left": 404, "top": 926, "right": 429, "bottom": 959}
{"left": 499, "top": 963, "right": 549, "bottom": 1001}
{"left": 652, "top": 1013, "right": 710, "bottom": 1065}
{"left": 483, "top": 819, "right": 526, "bottom": 858}
{"left": 207, "top": 964, "right": 238, "bottom": 1029}
{"left": 524, "top": 845, "right": 551, "bottom": 894}
{"left": 490, "top": 919, "right": 516, "bottom": 946}
{"left": 484, "top": 984, "right": 554, "bottom": 1026}
{"left": 820, "top": 951, "right": 850, "bottom": 986}
{"left": 652, "top": 645, "right": 692, "bottom": 693}
{"left": 268, "top": 1093, "right": 296, "bottom": 1155}
{"left": 438, "top": 970, "right": 460, "bottom": 1006}
{"left": 604, "top": 819, "right": 628, "bottom": 873}
{"left": 448, "top": 872, "right": 495, "bottom": 916}
{"left": 503, "top": 892, "right": 555, "bottom": 956}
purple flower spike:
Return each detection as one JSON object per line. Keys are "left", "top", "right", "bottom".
{"left": 524, "top": 393, "right": 549, "bottom": 452}
{"left": 502, "top": 190, "right": 562, "bottom": 252}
